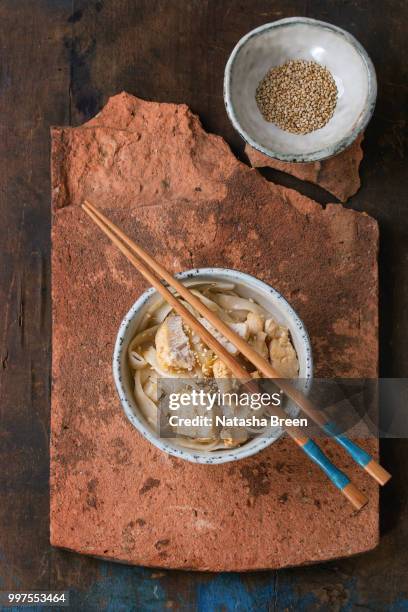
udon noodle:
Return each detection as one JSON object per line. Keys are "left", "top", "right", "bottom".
{"left": 128, "top": 281, "right": 299, "bottom": 450}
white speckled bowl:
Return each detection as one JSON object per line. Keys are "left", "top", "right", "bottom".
{"left": 113, "top": 268, "right": 313, "bottom": 464}
{"left": 224, "top": 17, "right": 377, "bottom": 162}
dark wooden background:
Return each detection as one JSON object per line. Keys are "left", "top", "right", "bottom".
{"left": 0, "top": 0, "right": 407, "bottom": 610}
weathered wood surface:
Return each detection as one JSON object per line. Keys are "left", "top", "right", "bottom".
{"left": 0, "top": 0, "right": 407, "bottom": 609}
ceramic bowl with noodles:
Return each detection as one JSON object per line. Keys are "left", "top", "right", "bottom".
{"left": 113, "top": 268, "right": 313, "bottom": 464}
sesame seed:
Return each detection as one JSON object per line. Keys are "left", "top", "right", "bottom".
{"left": 255, "top": 59, "right": 337, "bottom": 134}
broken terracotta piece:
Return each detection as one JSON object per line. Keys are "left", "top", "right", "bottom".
{"left": 51, "top": 93, "right": 378, "bottom": 571}
{"left": 245, "top": 134, "right": 364, "bottom": 202}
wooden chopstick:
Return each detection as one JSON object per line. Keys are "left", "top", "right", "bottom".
{"left": 82, "top": 201, "right": 368, "bottom": 510}
{"left": 83, "top": 200, "right": 391, "bottom": 489}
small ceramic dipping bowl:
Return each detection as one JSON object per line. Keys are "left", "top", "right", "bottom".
{"left": 113, "top": 268, "right": 313, "bottom": 464}
{"left": 224, "top": 17, "right": 377, "bottom": 162}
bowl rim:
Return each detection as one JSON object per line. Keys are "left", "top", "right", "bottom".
{"left": 223, "top": 16, "right": 377, "bottom": 163}
{"left": 113, "top": 267, "right": 313, "bottom": 465}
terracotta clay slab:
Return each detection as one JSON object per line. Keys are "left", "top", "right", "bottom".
{"left": 51, "top": 93, "right": 379, "bottom": 571}
{"left": 245, "top": 135, "right": 364, "bottom": 202}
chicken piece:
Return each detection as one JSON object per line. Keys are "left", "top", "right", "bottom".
{"left": 199, "top": 318, "right": 249, "bottom": 355}
{"left": 249, "top": 331, "right": 269, "bottom": 359}
{"left": 212, "top": 358, "right": 234, "bottom": 393}
{"left": 175, "top": 397, "right": 218, "bottom": 439}
{"left": 265, "top": 318, "right": 299, "bottom": 377}
{"left": 269, "top": 332, "right": 299, "bottom": 378}
{"left": 246, "top": 312, "right": 264, "bottom": 335}
{"left": 265, "top": 318, "right": 286, "bottom": 339}
{"left": 212, "top": 359, "right": 230, "bottom": 379}
{"left": 190, "top": 331, "right": 215, "bottom": 376}
{"left": 155, "top": 314, "right": 195, "bottom": 371}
